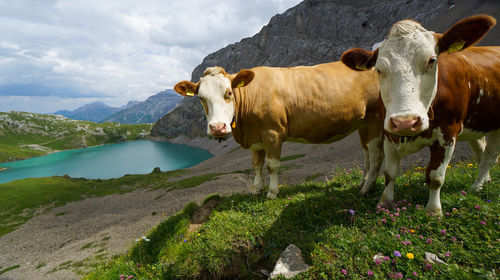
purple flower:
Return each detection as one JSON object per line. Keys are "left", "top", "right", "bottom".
{"left": 419, "top": 235, "right": 424, "bottom": 239}
{"left": 127, "top": 276, "right": 134, "bottom": 280}
{"left": 475, "top": 205, "right": 481, "bottom": 210}
{"left": 395, "top": 212, "right": 400, "bottom": 217}
{"left": 395, "top": 272, "right": 403, "bottom": 279}
{"left": 440, "top": 229, "right": 446, "bottom": 235}
{"left": 381, "top": 218, "right": 387, "bottom": 224}
{"left": 460, "top": 190, "right": 466, "bottom": 196}
{"left": 445, "top": 212, "right": 451, "bottom": 216}
{"left": 426, "top": 238, "right": 432, "bottom": 244}
{"left": 367, "top": 270, "right": 374, "bottom": 276}
{"left": 374, "top": 259, "right": 381, "bottom": 265}
{"left": 349, "top": 209, "right": 355, "bottom": 215}
{"left": 402, "top": 207, "right": 407, "bottom": 211}
{"left": 480, "top": 220, "right": 486, "bottom": 225}
{"left": 394, "top": 251, "right": 401, "bottom": 257}
{"left": 341, "top": 269, "right": 347, "bottom": 275}
{"left": 444, "top": 251, "right": 451, "bottom": 257}
{"left": 412, "top": 271, "right": 418, "bottom": 276}
{"left": 395, "top": 234, "right": 401, "bottom": 239}
{"left": 486, "top": 199, "right": 492, "bottom": 203}
{"left": 401, "top": 240, "right": 411, "bottom": 246}
{"left": 384, "top": 256, "right": 390, "bottom": 261}
{"left": 425, "top": 263, "right": 433, "bottom": 270}
{"left": 451, "top": 236, "right": 457, "bottom": 242}
{"left": 183, "top": 239, "right": 187, "bottom": 242}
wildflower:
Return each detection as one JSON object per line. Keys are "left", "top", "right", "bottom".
{"left": 451, "top": 236, "right": 457, "bottom": 242}
{"left": 426, "top": 238, "right": 432, "bottom": 244}
{"left": 486, "top": 199, "right": 492, "bottom": 203}
{"left": 480, "top": 220, "right": 486, "bottom": 225}
{"left": 419, "top": 235, "right": 424, "bottom": 239}
{"left": 183, "top": 239, "right": 187, "bottom": 242}
{"left": 374, "top": 259, "right": 381, "bottom": 265}
{"left": 395, "top": 272, "right": 403, "bottom": 279}
{"left": 381, "top": 218, "right": 387, "bottom": 224}
{"left": 341, "top": 269, "right": 347, "bottom": 275}
{"left": 440, "top": 229, "right": 446, "bottom": 235}
{"left": 349, "top": 209, "right": 355, "bottom": 215}
{"left": 406, "top": 252, "right": 414, "bottom": 259}
{"left": 474, "top": 205, "right": 481, "bottom": 210}
{"left": 445, "top": 212, "right": 450, "bottom": 216}
{"left": 395, "top": 234, "right": 401, "bottom": 239}
{"left": 394, "top": 251, "right": 402, "bottom": 257}
{"left": 468, "top": 163, "right": 473, "bottom": 167}
{"left": 402, "top": 207, "right": 407, "bottom": 211}
{"left": 424, "top": 263, "right": 433, "bottom": 270}
{"left": 444, "top": 251, "right": 451, "bottom": 257}
{"left": 367, "top": 270, "right": 374, "bottom": 276}
{"left": 135, "top": 235, "right": 150, "bottom": 242}
{"left": 416, "top": 204, "right": 421, "bottom": 209}
{"left": 128, "top": 276, "right": 134, "bottom": 280}
{"left": 120, "top": 275, "right": 125, "bottom": 279}
{"left": 412, "top": 272, "right": 418, "bottom": 276}
{"left": 402, "top": 240, "right": 411, "bottom": 246}
{"left": 384, "top": 256, "right": 390, "bottom": 261}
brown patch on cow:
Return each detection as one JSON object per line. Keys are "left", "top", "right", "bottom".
{"left": 437, "top": 15, "right": 496, "bottom": 54}
{"left": 341, "top": 48, "right": 378, "bottom": 71}
{"left": 425, "top": 142, "right": 446, "bottom": 189}
{"left": 174, "top": 80, "right": 199, "bottom": 96}
{"left": 187, "top": 198, "right": 220, "bottom": 235}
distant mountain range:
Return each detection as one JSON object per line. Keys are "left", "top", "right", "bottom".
{"left": 52, "top": 89, "right": 182, "bottom": 124}
{"left": 101, "top": 90, "right": 183, "bottom": 124}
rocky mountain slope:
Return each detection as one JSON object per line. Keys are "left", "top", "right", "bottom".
{"left": 151, "top": 0, "right": 500, "bottom": 141}
{"left": 102, "top": 90, "right": 183, "bottom": 124}
{"left": 0, "top": 111, "right": 151, "bottom": 162}
{"left": 53, "top": 101, "right": 121, "bottom": 123}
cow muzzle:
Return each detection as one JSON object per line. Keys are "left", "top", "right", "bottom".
{"left": 209, "top": 122, "right": 228, "bottom": 138}
{"left": 389, "top": 115, "right": 423, "bottom": 136}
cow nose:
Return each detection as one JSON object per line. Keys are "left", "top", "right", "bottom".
{"left": 390, "top": 115, "right": 422, "bottom": 135}
{"left": 209, "top": 122, "right": 227, "bottom": 136}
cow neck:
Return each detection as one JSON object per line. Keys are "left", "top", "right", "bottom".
{"left": 232, "top": 87, "right": 242, "bottom": 128}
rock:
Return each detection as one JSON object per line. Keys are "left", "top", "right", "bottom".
{"left": 269, "top": 244, "right": 310, "bottom": 279}
{"left": 151, "top": 167, "right": 162, "bottom": 173}
{"left": 425, "top": 252, "right": 448, "bottom": 265}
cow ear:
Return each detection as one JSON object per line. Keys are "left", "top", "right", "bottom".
{"left": 341, "top": 48, "right": 378, "bottom": 71}
{"left": 437, "top": 15, "right": 496, "bottom": 54}
{"left": 231, "top": 69, "right": 255, "bottom": 88}
{"left": 174, "top": 81, "right": 199, "bottom": 96}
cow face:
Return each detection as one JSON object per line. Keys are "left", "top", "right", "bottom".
{"left": 342, "top": 15, "right": 496, "bottom": 136}
{"left": 174, "top": 66, "right": 254, "bottom": 138}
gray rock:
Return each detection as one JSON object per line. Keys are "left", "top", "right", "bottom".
{"left": 425, "top": 252, "right": 448, "bottom": 265}
{"left": 269, "top": 244, "right": 310, "bottom": 279}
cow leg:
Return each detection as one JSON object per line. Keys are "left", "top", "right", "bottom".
{"left": 380, "top": 140, "right": 400, "bottom": 204}
{"left": 471, "top": 130, "right": 500, "bottom": 191}
{"left": 357, "top": 127, "right": 370, "bottom": 190}
{"left": 360, "top": 133, "right": 383, "bottom": 195}
{"left": 468, "top": 137, "right": 491, "bottom": 186}
{"left": 250, "top": 150, "right": 265, "bottom": 195}
{"left": 263, "top": 132, "right": 283, "bottom": 199}
{"left": 425, "top": 141, "right": 455, "bottom": 216}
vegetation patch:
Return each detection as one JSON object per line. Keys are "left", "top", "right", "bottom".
{"left": 280, "top": 153, "right": 305, "bottom": 162}
{"left": 150, "top": 173, "right": 223, "bottom": 192}
{"left": 83, "top": 162, "right": 499, "bottom": 280}
{"left": 0, "top": 265, "right": 20, "bottom": 275}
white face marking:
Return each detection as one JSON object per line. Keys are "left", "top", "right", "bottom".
{"left": 197, "top": 69, "right": 234, "bottom": 135}
{"left": 468, "top": 82, "right": 471, "bottom": 89}
{"left": 376, "top": 20, "right": 439, "bottom": 133}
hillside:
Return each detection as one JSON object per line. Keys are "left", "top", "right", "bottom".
{"left": 101, "top": 90, "right": 183, "bottom": 124}
{"left": 53, "top": 101, "right": 121, "bottom": 123}
{"left": 151, "top": 0, "right": 500, "bottom": 142}
{"left": 0, "top": 111, "right": 151, "bottom": 162}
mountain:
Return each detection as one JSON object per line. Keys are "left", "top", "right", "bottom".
{"left": 0, "top": 111, "right": 151, "bottom": 162}
{"left": 151, "top": 0, "right": 500, "bottom": 140}
{"left": 101, "top": 90, "right": 183, "bottom": 124}
{"left": 53, "top": 101, "right": 121, "bottom": 122}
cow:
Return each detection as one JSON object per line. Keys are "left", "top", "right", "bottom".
{"left": 341, "top": 15, "right": 500, "bottom": 215}
{"left": 174, "top": 63, "right": 383, "bottom": 199}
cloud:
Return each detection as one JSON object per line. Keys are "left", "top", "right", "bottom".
{"left": 0, "top": 0, "right": 301, "bottom": 113}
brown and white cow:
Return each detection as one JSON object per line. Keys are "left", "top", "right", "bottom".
{"left": 174, "top": 63, "right": 383, "bottom": 199}
{"left": 341, "top": 15, "right": 500, "bottom": 215}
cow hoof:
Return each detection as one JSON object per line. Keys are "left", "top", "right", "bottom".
{"left": 359, "top": 183, "right": 375, "bottom": 196}
{"left": 266, "top": 192, "right": 278, "bottom": 199}
{"left": 426, "top": 207, "right": 443, "bottom": 217}
{"left": 249, "top": 186, "right": 263, "bottom": 195}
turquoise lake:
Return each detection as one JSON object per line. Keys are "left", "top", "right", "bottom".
{"left": 0, "top": 140, "right": 212, "bottom": 184}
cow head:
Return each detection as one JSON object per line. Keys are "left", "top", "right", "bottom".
{"left": 174, "top": 66, "right": 254, "bottom": 138}
{"left": 341, "top": 15, "right": 496, "bottom": 136}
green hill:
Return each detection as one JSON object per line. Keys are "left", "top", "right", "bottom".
{"left": 0, "top": 111, "right": 151, "bottom": 162}
{"left": 82, "top": 162, "right": 499, "bottom": 280}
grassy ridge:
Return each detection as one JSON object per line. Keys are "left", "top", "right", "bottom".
{"left": 0, "top": 111, "right": 151, "bottom": 162}
{"left": 84, "top": 162, "right": 499, "bottom": 280}
{"left": 0, "top": 170, "right": 185, "bottom": 237}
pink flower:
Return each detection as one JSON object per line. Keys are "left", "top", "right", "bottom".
{"left": 374, "top": 259, "right": 381, "bottom": 265}
{"left": 384, "top": 256, "right": 390, "bottom": 261}
{"left": 480, "top": 221, "right": 486, "bottom": 225}
{"left": 460, "top": 190, "right": 466, "bottom": 196}
{"left": 367, "top": 270, "right": 374, "bottom": 276}
{"left": 426, "top": 238, "right": 432, "bottom": 244}
{"left": 440, "top": 229, "right": 446, "bottom": 235}
{"left": 412, "top": 271, "right": 418, "bottom": 276}
{"left": 475, "top": 205, "right": 481, "bottom": 210}
{"left": 395, "top": 234, "right": 401, "bottom": 239}
{"left": 425, "top": 263, "right": 433, "bottom": 270}
{"left": 401, "top": 240, "right": 411, "bottom": 246}
{"left": 341, "top": 268, "right": 347, "bottom": 275}
{"left": 419, "top": 235, "right": 424, "bottom": 239}
{"left": 451, "top": 236, "right": 457, "bottom": 242}
{"left": 395, "top": 212, "right": 400, "bottom": 217}
{"left": 444, "top": 251, "right": 451, "bottom": 257}
{"left": 402, "top": 207, "right": 407, "bottom": 211}
{"left": 381, "top": 218, "right": 387, "bottom": 224}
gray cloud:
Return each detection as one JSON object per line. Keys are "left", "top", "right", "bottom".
{"left": 0, "top": 0, "right": 301, "bottom": 113}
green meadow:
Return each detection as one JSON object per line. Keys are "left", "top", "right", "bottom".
{"left": 77, "top": 162, "right": 499, "bottom": 280}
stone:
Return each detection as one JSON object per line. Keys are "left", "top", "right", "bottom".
{"left": 269, "top": 244, "right": 310, "bottom": 279}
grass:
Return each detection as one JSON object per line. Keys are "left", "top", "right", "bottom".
{"left": 0, "top": 170, "right": 184, "bottom": 237}
{"left": 149, "top": 173, "right": 222, "bottom": 191}
{"left": 280, "top": 154, "right": 305, "bottom": 162}
{"left": 83, "top": 162, "right": 499, "bottom": 280}
{"left": 0, "top": 265, "right": 20, "bottom": 275}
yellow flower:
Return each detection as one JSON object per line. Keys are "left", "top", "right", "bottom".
{"left": 468, "top": 163, "right": 474, "bottom": 167}
{"left": 447, "top": 165, "right": 451, "bottom": 169}
{"left": 406, "top": 253, "right": 414, "bottom": 259}
{"left": 410, "top": 229, "right": 415, "bottom": 233}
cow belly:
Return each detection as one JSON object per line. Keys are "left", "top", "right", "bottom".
{"left": 458, "top": 128, "right": 487, "bottom": 141}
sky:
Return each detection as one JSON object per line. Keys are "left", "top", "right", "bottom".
{"left": 0, "top": 0, "right": 302, "bottom": 113}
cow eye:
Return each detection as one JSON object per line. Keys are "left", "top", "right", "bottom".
{"left": 375, "top": 68, "right": 381, "bottom": 74}
{"left": 427, "top": 56, "right": 437, "bottom": 67}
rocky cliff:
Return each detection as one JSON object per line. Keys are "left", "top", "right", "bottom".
{"left": 151, "top": 0, "right": 500, "bottom": 140}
